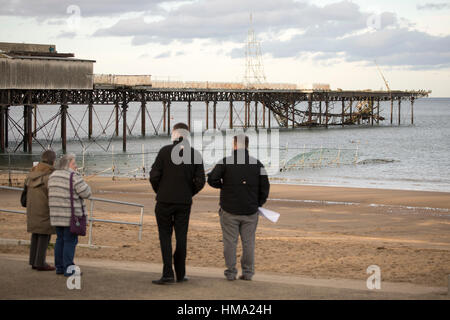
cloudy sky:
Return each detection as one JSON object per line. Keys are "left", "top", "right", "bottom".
{"left": 1, "top": 0, "right": 449, "bottom": 96}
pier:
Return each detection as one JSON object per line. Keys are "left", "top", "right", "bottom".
{"left": 0, "top": 87, "right": 428, "bottom": 153}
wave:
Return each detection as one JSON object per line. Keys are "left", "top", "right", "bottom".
{"left": 356, "top": 159, "right": 397, "bottom": 165}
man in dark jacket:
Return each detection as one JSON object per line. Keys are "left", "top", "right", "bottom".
{"left": 24, "top": 149, "right": 56, "bottom": 271}
{"left": 149, "top": 123, "right": 205, "bottom": 284}
{"left": 207, "top": 134, "right": 270, "bottom": 281}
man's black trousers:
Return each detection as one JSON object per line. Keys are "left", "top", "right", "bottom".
{"left": 155, "top": 202, "right": 191, "bottom": 280}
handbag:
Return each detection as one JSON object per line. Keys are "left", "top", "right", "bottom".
{"left": 20, "top": 185, "right": 27, "bottom": 207}
{"left": 69, "top": 172, "right": 87, "bottom": 236}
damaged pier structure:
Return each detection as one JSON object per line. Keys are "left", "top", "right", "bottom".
{"left": 0, "top": 43, "right": 430, "bottom": 154}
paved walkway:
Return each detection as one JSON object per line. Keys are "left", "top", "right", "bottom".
{"left": 0, "top": 254, "right": 448, "bottom": 300}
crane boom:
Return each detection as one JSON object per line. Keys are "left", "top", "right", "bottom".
{"left": 375, "top": 61, "right": 391, "bottom": 92}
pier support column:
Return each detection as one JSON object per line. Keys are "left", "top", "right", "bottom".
{"left": 262, "top": 102, "right": 266, "bottom": 128}
{"left": 398, "top": 99, "right": 401, "bottom": 126}
{"left": 377, "top": 99, "right": 380, "bottom": 125}
{"left": 325, "top": 98, "right": 329, "bottom": 129}
{"left": 5, "top": 105, "right": 8, "bottom": 148}
{"left": 205, "top": 101, "right": 209, "bottom": 130}
{"left": 188, "top": 101, "right": 192, "bottom": 131}
{"left": 318, "top": 100, "right": 322, "bottom": 125}
{"left": 229, "top": 100, "right": 233, "bottom": 129}
{"left": 370, "top": 98, "right": 374, "bottom": 126}
{"left": 167, "top": 101, "right": 171, "bottom": 136}
{"left": 390, "top": 97, "right": 394, "bottom": 125}
{"left": 268, "top": 103, "right": 271, "bottom": 129}
{"left": 60, "top": 104, "right": 68, "bottom": 154}
{"left": 213, "top": 101, "right": 217, "bottom": 130}
{"left": 255, "top": 101, "right": 258, "bottom": 130}
{"left": 308, "top": 94, "right": 313, "bottom": 126}
{"left": 23, "top": 105, "right": 32, "bottom": 153}
{"left": 349, "top": 99, "right": 353, "bottom": 124}
{"left": 0, "top": 105, "right": 4, "bottom": 153}
{"left": 88, "top": 103, "right": 93, "bottom": 140}
{"left": 163, "top": 101, "right": 167, "bottom": 133}
{"left": 341, "top": 99, "right": 345, "bottom": 127}
{"left": 244, "top": 101, "right": 248, "bottom": 128}
{"left": 291, "top": 100, "right": 295, "bottom": 129}
{"left": 285, "top": 104, "right": 289, "bottom": 128}
{"left": 115, "top": 101, "right": 119, "bottom": 137}
{"left": 357, "top": 100, "right": 361, "bottom": 125}
{"left": 411, "top": 97, "right": 414, "bottom": 125}
{"left": 33, "top": 105, "right": 37, "bottom": 137}
{"left": 122, "top": 103, "right": 128, "bottom": 152}
{"left": 141, "top": 100, "right": 146, "bottom": 137}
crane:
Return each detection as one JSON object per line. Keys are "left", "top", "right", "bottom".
{"left": 375, "top": 60, "right": 391, "bottom": 92}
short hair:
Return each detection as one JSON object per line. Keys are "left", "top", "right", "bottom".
{"left": 41, "top": 150, "right": 56, "bottom": 165}
{"left": 173, "top": 122, "right": 189, "bottom": 131}
{"left": 57, "top": 153, "right": 76, "bottom": 170}
{"left": 233, "top": 134, "right": 249, "bottom": 149}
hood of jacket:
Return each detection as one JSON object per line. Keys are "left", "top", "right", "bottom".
{"left": 26, "top": 162, "right": 54, "bottom": 187}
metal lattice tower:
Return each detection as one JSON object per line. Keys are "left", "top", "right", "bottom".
{"left": 243, "top": 14, "right": 267, "bottom": 88}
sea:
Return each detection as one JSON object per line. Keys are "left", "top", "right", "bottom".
{"left": 1, "top": 97, "right": 449, "bottom": 193}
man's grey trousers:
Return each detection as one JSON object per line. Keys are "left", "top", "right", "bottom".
{"left": 219, "top": 208, "right": 259, "bottom": 279}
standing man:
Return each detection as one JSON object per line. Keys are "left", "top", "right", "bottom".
{"left": 25, "top": 149, "right": 57, "bottom": 271}
{"left": 150, "top": 123, "right": 205, "bottom": 284}
{"left": 207, "top": 134, "right": 270, "bottom": 281}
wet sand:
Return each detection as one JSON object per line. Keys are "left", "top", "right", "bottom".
{"left": 1, "top": 176, "right": 449, "bottom": 287}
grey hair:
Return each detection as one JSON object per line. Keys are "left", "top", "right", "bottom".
{"left": 57, "top": 153, "right": 76, "bottom": 170}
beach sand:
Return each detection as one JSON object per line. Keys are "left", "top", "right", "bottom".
{"left": 1, "top": 175, "right": 449, "bottom": 287}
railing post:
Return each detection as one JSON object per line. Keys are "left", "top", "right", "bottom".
{"left": 138, "top": 207, "right": 144, "bottom": 241}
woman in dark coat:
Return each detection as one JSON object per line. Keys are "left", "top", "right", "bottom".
{"left": 25, "top": 150, "right": 56, "bottom": 271}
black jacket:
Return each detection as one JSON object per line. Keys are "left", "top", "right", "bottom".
{"left": 150, "top": 139, "right": 205, "bottom": 205}
{"left": 207, "top": 149, "right": 270, "bottom": 215}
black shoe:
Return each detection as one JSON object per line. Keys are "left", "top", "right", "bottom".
{"left": 239, "top": 275, "right": 252, "bottom": 281}
{"left": 152, "top": 277, "right": 175, "bottom": 285}
{"left": 177, "top": 277, "right": 189, "bottom": 283}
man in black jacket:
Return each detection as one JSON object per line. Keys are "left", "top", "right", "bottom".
{"left": 207, "top": 134, "right": 270, "bottom": 281}
{"left": 149, "top": 123, "right": 205, "bottom": 284}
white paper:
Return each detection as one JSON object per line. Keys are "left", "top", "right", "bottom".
{"left": 258, "top": 207, "right": 280, "bottom": 223}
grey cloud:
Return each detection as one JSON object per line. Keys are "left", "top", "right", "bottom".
{"left": 417, "top": 3, "right": 450, "bottom": 10}
{"left": 0, "top": 0, "right": 179, "bottom": 17}
{"left": 94, "top": 1, "right": 371, "bottom": 43}
{"left": 263, "top": 27, "right": 450, "bottom": 69}
{"left": 154, "top": 51, "right": 171, "bottom": 59}
{"left": 56, "top": 31, "right": 77, "bottom": 39}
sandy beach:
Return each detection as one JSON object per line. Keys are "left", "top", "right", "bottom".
{"left": 1, "top": 175, "right": 449, "bottom": 288}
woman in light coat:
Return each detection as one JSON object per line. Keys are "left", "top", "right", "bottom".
{"left": 48, "top": 154, "right": 91, "bottom": 276}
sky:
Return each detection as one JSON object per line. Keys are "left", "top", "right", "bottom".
{"left": 0, "top": 0, "right": 449, "bottom": 96}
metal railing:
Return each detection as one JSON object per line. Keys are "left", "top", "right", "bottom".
{"left": 0, "top": 186, "right": 145, "bottom": 247}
